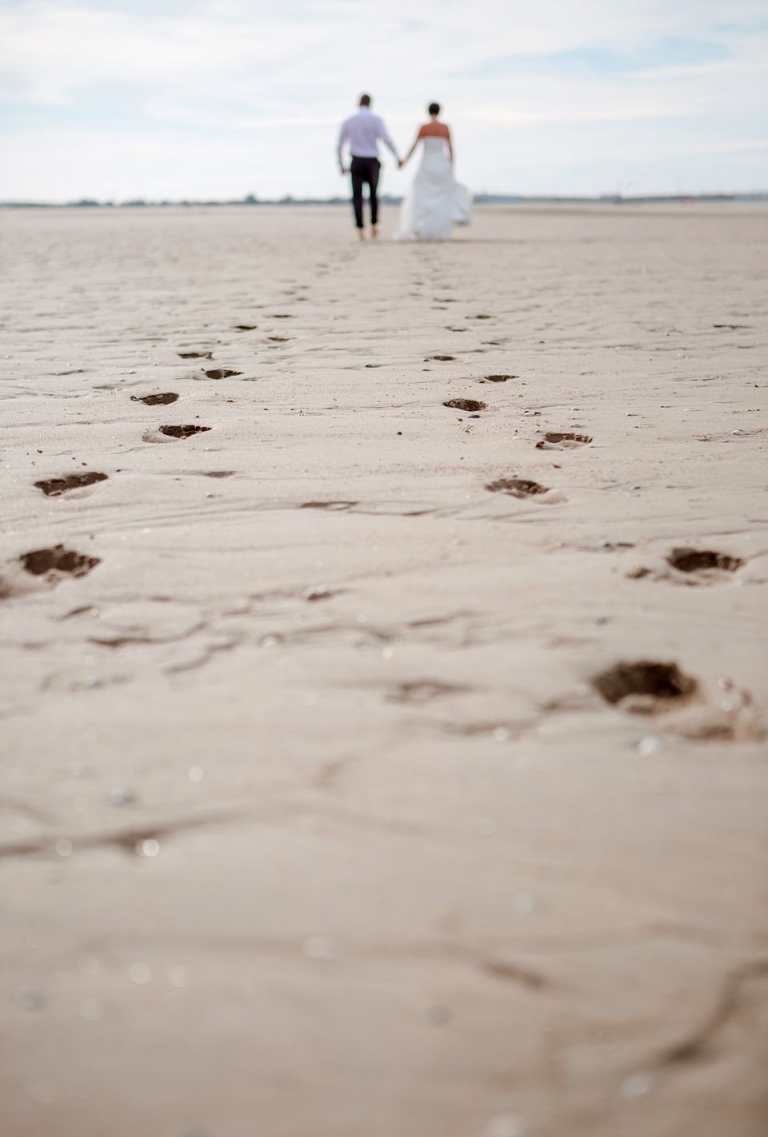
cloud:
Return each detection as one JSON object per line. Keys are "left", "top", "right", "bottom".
{"left": 0, "top": 0, "right": 767, "bottom": 199}
{"left": 458, "top": 36, "right": 731, "bottom": 80}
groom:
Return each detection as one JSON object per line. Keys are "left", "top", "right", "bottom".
{"left": 338, "top": 94, "right": 402, "bottom": 240}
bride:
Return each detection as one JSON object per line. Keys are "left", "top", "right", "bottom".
{"left": 396, "top": 102, "right": 471, "bottom": 241}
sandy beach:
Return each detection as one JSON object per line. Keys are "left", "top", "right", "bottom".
{"left": 1, "top": 202, "right": 767, "bottom": 1137}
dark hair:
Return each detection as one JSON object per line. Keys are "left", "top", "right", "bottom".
{"left": 428, "top": 102, "right": 440, "bottom": 116}
{"left": 359, "top": 93, "right": 371, "bottom": 107}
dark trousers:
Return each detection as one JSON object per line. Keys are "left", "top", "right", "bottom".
{"left": 350, "top": 156, "right": 380, "bottom": 229}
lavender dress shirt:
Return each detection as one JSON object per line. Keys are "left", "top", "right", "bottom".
{"left": 337, "top": 107, "right": 399, "bottom": 169}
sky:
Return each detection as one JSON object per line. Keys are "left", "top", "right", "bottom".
{"left": 1, "top": 0, "right": 767, "bottom": 201}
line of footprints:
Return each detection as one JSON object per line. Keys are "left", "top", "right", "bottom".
{"left": 7, "top": 343, "right": 756, "bottom": 735}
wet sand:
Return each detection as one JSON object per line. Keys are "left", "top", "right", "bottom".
{"left": 1, "top": 203, "right": 767, "bottom": 1137}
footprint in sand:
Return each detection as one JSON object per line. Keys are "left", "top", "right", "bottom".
{"left": 233, "top": 325, "right": 258, "bottom": 332}
{"left": 20, "top": 545, "right": 100, "bottom": 579}
{"left": 131, "top": 393, "right": 179, "bottom": 406}
{"left": 592, "top": 660, "right": 698, "bottom": 714}
{"left": 479, "top": 374, "right": 516, "bottom": 384}
{"left": 486, "top": 477, "right": 548, "bottom": 498}
{"left": 202, "top": 368, "right": 242, "bottom": 380}
{"left": 667, "top": 548, "right": 744, "bottom": 575}
{"left": 536, "top": 431, "right": 593, "bottom": 450}
{"left": 629, "top": 547, "right": 745, "bottom": 584}
{"left": 267, "top": 336, "right": 290, "bottom": 343}
{"left": 158, "top": 424, "right": 211, "bottom": 439}
{"left": 443, "top": 398, "right": 486, "bottom": 412}
{"left": 590, "top": 660, "right": 760, "bottom": 741}
{"left": 35, "top": 472, "right": 108, "bottom": 497}
{"left": 178, "top": 351, "right": 213, "bottom": 359}
{"left": 427, "top": 355, "right": 456, "bottom": 362}
{"left": 201, "top": 470, "right": 235, "bottom": 479}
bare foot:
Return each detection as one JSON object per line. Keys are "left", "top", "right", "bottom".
{"left": 371, "top": 226, "right": 379, "bottom": 240}
{"left": 357, "top": 230, "right": 366, "bottom": 242}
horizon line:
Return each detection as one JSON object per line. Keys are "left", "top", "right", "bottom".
{"left": 3, "top": 191, "right": 768, "bottom": 209}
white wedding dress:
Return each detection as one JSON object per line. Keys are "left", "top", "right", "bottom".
{"left": 396, "top": 137, "right": 471, "bottom": 241}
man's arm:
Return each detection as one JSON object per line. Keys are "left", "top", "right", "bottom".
{"left": 401, "top": 126, "right": 424, "bottom": 167}
{"left": 337, "top": 120, "right": 349, "bottom": 173}
{"left": 376, "top": 116, "right": 401, "bottom": 164}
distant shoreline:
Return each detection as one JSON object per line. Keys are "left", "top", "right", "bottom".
{"left": 2, "top": 192, "right": 767, "bottom": 209}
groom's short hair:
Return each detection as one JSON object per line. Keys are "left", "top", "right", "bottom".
{"left": 359, "top": 94, "right": 371, "bottom": 107}
{"left": 429, "top": 102, "right": 441, "bottom": 116}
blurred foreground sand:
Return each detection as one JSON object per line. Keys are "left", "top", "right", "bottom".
{"left": 0, "top": 204, "right": 767, "bottom": 1137}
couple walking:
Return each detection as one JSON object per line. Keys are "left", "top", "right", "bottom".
{"left": 337, "top": 94, "right": 471, "bottom": 242}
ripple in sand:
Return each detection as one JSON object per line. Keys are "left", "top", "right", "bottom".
{"left": 0, "top": 575, "right": 24, "bottom": 600}
{"left": 387, "top": 680, "right": 470, "bottom": 704}
{"left": 300, "top": 501, "right": 357, "bottom": 511}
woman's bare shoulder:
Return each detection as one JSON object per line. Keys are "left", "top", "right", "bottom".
{"left": 420, "top": 122, "right": 451, "bottom": 138}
